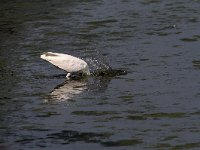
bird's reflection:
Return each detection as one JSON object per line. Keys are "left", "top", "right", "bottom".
{"left": 45, "top": 69, "right": 127, "bottom": 102}
{"left": 50, "top": 79, "right": 87, "bottom": 101}
{"left": 47, "top": 76, "right": 111, "bottom": 102}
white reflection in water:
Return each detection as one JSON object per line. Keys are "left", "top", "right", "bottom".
{"left": 44, "top": 67, "right": 126, "bottom": 102}
{"left": 50, "top": 79, "right": 88, "bottom": 101}
{"left": 46, "top": 76, "right": 112, "bottom": 102}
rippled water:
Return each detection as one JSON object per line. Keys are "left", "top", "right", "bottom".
{"left": 1, "top": 0, "right": 200, "bottom": 149}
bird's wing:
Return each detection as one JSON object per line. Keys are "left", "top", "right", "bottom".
{"left": 43, "top": 53, "right": 87, "bottom": 73}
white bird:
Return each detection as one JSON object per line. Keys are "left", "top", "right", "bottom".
{"left": 40, "top": 52, "right": 90, "bottom": 78}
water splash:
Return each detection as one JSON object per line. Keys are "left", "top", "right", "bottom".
{"left": 84, "top": 50, "right": 112, "bottom": 74}
{"left": 82, "top": 50, "right": 127, "bottom": 77}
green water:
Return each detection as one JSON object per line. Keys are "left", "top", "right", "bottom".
{"left": 0, "top": 0, "right": 200, "bottom": 149}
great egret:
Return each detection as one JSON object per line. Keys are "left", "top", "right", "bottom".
{"left": 40, "top": 52, "right": 90, "bottom": 78}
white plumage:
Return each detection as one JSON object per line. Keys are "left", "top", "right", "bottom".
{"left": 40, "top": 52, "right": 90, "bottom": 77}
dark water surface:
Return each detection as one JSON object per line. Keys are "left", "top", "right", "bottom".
{"left": 1, "top": 0, "right": 200, "bottom": 149}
